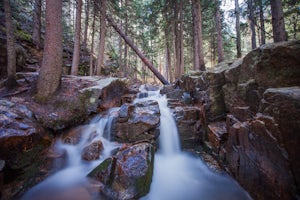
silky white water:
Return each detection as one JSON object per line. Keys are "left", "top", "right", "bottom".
{"left": 137, "top": 87, "right": 252, "bottom": 200}
{"left": 22, "top": 85, "right": 251, "bottom": 200}
{"left": 21, "top": 111, "right": 121, "bottom": 200}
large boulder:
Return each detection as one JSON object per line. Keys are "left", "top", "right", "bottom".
{"left": 112, "top": 100, "right": 160, "bottom": 145}
{"left": 30, "top": 76, "right": 128, "bottom": 131}
{"left": 223, "top": 40, "right": 300, "bottom": 113}
{"left": 88, "top": 142, "right": 154, "bottom": 200}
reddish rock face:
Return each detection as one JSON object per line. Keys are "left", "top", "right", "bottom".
{"left": 260, "top": 87, "right": 300, "bottom": 195}
{"left": 82, "top": 140, "right": 104, "bottom": 161}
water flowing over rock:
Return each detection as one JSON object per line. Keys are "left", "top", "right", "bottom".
{"left": 88, "top": 142, "right": 154, "bottom": 200}
{"left": 29, "top": 75, "right": 128, "bottom": 131}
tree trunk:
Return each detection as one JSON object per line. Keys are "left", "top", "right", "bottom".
{"left": 104, "top": 13, "right": 169, "bottom": 85}
{"left": 270, "top": 0, "right": 287, "bottom": 42}
{"left": 33, "top": 0, "right": 42, "bottom": 49}
{"left": 235, "top": 0, "right": 242, "bottom": 58}
{"left": 71, "top": 0, "right": 82, "bottom": 75}
{"left": 83, "top": 0, "right": 90, "bottom": 48}
{"left": 215, "top": 2, "right": 224, "bottom": 63}
{"left": 89, "top": 2, "right": 96, "bottom": 76}
{"left": 248, "top": 0, "right": 257, "bottom": 49}
{"left": 259, "top": 0, "right": 266, "bottom": 45}
{"left": 36, "top": 0, "right": 63, "bottom": 99}
{"left": 96, "top": 0, "right": 107, "bottom": 75}
{"left": 124, "top": 0, "right": 128, "bottom": 73}
{"left": 4, "top": 0, "right": 17, "bottom": 89}
{"left": 192, "top": 0, "right": 205, "bottom": 71}
{"left": 179, "top": 0, "right": 184, "bottom": 75}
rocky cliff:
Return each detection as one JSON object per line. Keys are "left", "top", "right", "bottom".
{"left": 166, "top": 40, "right": 300, "bottom": 199}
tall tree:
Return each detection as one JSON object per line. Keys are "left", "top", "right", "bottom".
{"left": 192, "top": 0, "right": 205, "bottom": 71}
{"left": 270, "top": 0, "right": 287, "bottom": 42}
{"left": 82, "top": 0, "right": 89, "bottom": 48}
{"left": 248, "top": 0, "right": 257, "bottom": 49}
{"left": 71, "top": 0, "right": 82, "bottom": 75}
{"left": 32, "top": 0, "right": 42, "bottom": 49}
{"left": 215, "top": 1, "right": 224, "bottom": 63}
{"left": 89, "top": 1, "right": 96, "bottom": 76}
{"left": 258, "top": 0, "right": 266, "bottom": 45}
{"left": 4, "top": 0, "right": 17, "bottom": 89}
{"left": 36, "top": 0, "right": 63, "bottom": 99}
{"left": 235, "top": 0, "right": 242, "bottom": 58}
{"left": 96, "top": 0, "right": 107, "bottom": 75}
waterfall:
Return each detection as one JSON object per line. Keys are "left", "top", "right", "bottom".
{"left": 137, "top": 87, "right": 252, "bottom": 200}
{"left": 21, "top": 111, "right": 121, "bottom": 200}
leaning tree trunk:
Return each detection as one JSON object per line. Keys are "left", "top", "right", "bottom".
{"left": 104, "top": 14, "right": 169, "bottom": 85}
{"left": 4, "top": 0, "right": 17, "bottom": 89}
{"left": 270, "top": 0, "right": 287, "bottom": 42}
{"left": 71, "top": 0, "right": 82, "bottom": 75}
{"left": 36, "top": 0, "right": 63, "bottom": 99}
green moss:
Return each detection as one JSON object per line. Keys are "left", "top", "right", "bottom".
{"left": 16, "top": 29, "right": 32, "bottom": 41}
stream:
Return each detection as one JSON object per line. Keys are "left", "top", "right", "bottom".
{"left": 22, "top": 86, "right": 251, "bottom": 200}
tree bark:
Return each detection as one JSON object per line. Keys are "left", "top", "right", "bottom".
{"left": 104, "top": 13, "right": 169, "bottom": 85}
{"left": 89, "top": 2, "right": 96, "bottom": 76}
{"left": 259, "top": 0, "right": 266, "bottom": 45}
{"left": 33, "top": 0, "right": 42, "bottom": 49}
{"left": 192, "top": 0, "right": 205, "bottom": 71}
{"left": 36, "top": 0, "right": 63, "bottom": 99}
{"left": 248, "top": 0, "right": 257, "bottom": 49}
{"left": 83, "top": 0, "right": 90, "bottom": 48}
{"left": 215, "top": 2, "right": 224, "bottom": 63}
{"left": 4, "top": 0, "right": 17, "bottom": 89}
{"left": 71, "top": 0, "right": 82, "bottom": 75}
{"left": 179, "top": 0, "right": 184, "bottom": 75}
{"left": 270, "top": 0, "right": 287, "bottom": 42}
{"left": 96, "top": 0, "right": 107, "bottom": 75}
{"left": 235, "top": 0, "right": 242, "bottom": 58}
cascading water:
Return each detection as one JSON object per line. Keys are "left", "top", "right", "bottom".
{"left": 136, "top": 86, "right": 252, "bottom": 200}
{"left": 22, "top": 85, "right": 251, "bottom": 200}
{"left": 21, "top": 111, "right": 121, "bottom": 200}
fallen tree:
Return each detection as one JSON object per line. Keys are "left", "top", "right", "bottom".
{"left": 103, "top": 10, "right": 169, "bottom": 85}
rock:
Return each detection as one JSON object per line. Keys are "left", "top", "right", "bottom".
{"left": 31, "top": 76, "right": 128, "bottom": 131}
{"left": 82, "top": 140, "right": 104, "bottom": 161}
{"left": 225, "top": 114, "right": 295, "bottom": 200}
{"left": 0, "top": 100, "right": 52, "bottom": 199}
{"left": 112, "top": 100, "right": 160, "bottom": 144}
{"left": 260, "top": 87, "right": 300, "bottom": 194}
{"left": 223, "top": 40, "right": 300, "bottom": 113}
{"left": 207, "top": 121, "right": 227, "bottom": 153}
{"left": 174, "top": 106, "right": 201, "bottom": 150}
{"left": 88, "top": 142, "right": 154, "bottom": 200}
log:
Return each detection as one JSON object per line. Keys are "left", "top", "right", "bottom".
{"left": 104, "top": 13, "right": 169, "bottom": 85}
